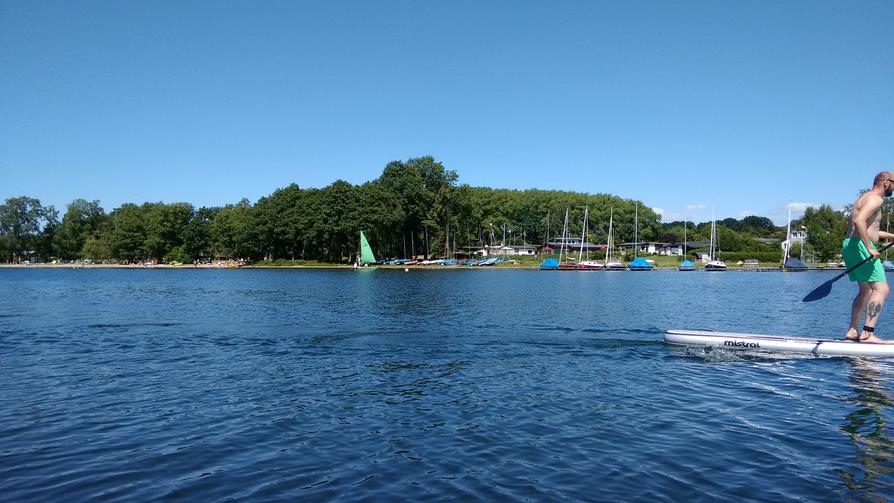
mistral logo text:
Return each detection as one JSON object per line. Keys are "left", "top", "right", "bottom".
{"left": 723, "top": 340, "right": 760, "bottom": 349}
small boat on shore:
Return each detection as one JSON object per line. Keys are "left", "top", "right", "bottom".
{"left": 704, "top": 260, "right": 727, "bottom": 271}
{"left": 780, "top": 209, "right": 807, "bottom": 272}
{"left": 627, "top": 204, "right": 653, "bottom": 271}
{"left": 572, "top": 205, "right": 602, "bottom": 270}
{"left": 704, "top": 204, "right": 726, "bottom": 271}
{"left": 554, "top": 208, "right": 578, "bottom": 270}
{"left": 678, "top": 209, "right": 694, "bottom": 271}
{"left": 782, "top": 257, "right": 809, "bottom": 272}
{"left": 603, "top": 207, "right": 627, "bottom": 270}
{"left": 539, "top": 258, "right": 559, "bottom": 270}
{"left": 678, "top": 260, "right": 695, "bottom": 271}
{"left": 578, "top": 260, "right": 604, "bottom": 270}
{"left": 628, "top": 257, "right": 654, "bottom": 271}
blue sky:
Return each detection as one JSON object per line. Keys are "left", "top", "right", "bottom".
{"left": 1, "top": 1, "right": 891, "bottom": 224}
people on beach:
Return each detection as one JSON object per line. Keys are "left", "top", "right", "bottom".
{"left": 843, "top": 171, "right": 894, "bottom": 343}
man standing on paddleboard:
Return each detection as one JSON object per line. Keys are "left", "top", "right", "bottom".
{"left": 843, "top": 171, "right": 894, "bottom": 343}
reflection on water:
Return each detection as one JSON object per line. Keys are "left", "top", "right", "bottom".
{"left": 839, "top": 359, "right": 894, "bottom": 499}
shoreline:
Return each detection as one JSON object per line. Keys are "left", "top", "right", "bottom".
{"left": 0, "top": 263, "right": 846, "bottom": 272}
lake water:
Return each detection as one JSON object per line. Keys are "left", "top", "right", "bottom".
{"left": 2, "top": 268, "right": 893, "bottom": 501}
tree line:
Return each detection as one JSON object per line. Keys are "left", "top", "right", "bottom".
{"left": 0, "top": 156, "right": 854, "bottom": 263}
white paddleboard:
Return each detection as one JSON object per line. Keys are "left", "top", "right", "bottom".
{"left": 665, "top": 329, "right": 894, "bottom": 357}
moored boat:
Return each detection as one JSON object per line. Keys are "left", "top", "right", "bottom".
{"left": 603, "top": 207, "right": 626, "bottom": 270}
{"left": 704, "top": 203, "right": 726, "bottom": 271}
{"left": 780, "top": 208, "right": 807, "bottom": 272}
{"left": 782, "top": 257, "right": 809, "bottom": 272}
{"left": 554, "top": 208, "right": 578, "bottom": 269}
{"left": 627, "top": 204, "right": 652, "bottom": 270}
{"left": 704, "top": 260, "right": 727, "bottom": 271}
{"left": 628, "top": 257, "right": 654, "bottom": 271}
{"left": 678, "top": 209, "right": 694, "bottom": 271}
{"left": 539, "top": 258, "right": 559, "bottom": 270}
{"left": 578, "top": 260, "right": 604, "bottom": 270}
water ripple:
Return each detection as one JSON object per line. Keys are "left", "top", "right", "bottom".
{"left": 1, "top": 269, "right": 893, "bottom": 500}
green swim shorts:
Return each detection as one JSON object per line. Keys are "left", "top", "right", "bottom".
{"left": 842, "top": 238, "right": 886, "bottom": 282}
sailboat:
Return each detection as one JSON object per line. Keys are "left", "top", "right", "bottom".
{"left": 628, "top": 203, "right": 653, "bottom": 271}
{"left": 704, "top": 204, "right": 727, "bottom": 271}
{"left": 556, "top": 208, "right": 578, "bottom": 270}
{"left": 781, "top": 208, "right": 808, "bottom": 271}
{"left": 577, "top": 206, "right": 604, "bottom": 270}
{"left": 539, "top": 209, "right": 559, "bottom": 270}
{"left": 354, "top": 230, "right": 377, "bottom": 269}
{"left": 604, "top": 207, "right": 627, "bottom": 270}
{"left": 678, "top": 209, "right": 695, "bottom": 271}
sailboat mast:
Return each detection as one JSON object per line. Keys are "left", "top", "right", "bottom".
{"left": 634, "top": 203, "right": 639, "bottom": 259}
{"left": 605, "top": 207, "right": 614, "bottom": 263}
{"left": 683, "top": 208, "right": 687, "bottom": 259}
{"left": 559, "top": 208, "right": 569, "bottom": 262}
{"left": 578, "top": 206, "right": 588, "bottom": 262}
{"left": 710, "top": 203, "right": 716, "bottom": 260}
{"left": 544, "top": 209, "right": 550, "bottom": 249}
{"left": 784, "top": 207, "right": 792, "bottom": 263}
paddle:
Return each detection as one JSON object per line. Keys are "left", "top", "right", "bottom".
{"left": 802, "top": 241, "right": 894, "bottom": 302}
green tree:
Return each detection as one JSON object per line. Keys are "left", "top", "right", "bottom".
{"left": 83, "top": 233, "right": 113, "bottom": 261}
{"left": 374, "top": 156, "right": 459, "bottom": 258}
{"left": 182, "top": 207, "right": 217, "bottom": 261}
{"left": 0, "top": 196, "right": 52, "bottom": 262}
{"left": 56, "top": 199, "right": 107, "bottom": 260}
{"left": 740, "top": 216, "right": 776, "bottom": 235}
{"left": 210, "top": 199, "right": 257, "bottom": 259}
{"left": 143, "top": 202, "right": 194, "bottom": 262}
{"left": 108, "top": 204, "right": 147, "bottom": 262}
{"left": 35, "top": 205, "right": 60, "bottom": 261}
{"left": 317, "top": 180, "right": 357, "bottom": 262}
{"left": 254, "top": 184, "right": 306, "bottom": 260}
{"left": 800, "top": 205, "right": 848, "bottom": 261}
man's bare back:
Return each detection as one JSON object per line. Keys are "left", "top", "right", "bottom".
{"left": 848, "top": 192, "right": 883, "bottom": 243}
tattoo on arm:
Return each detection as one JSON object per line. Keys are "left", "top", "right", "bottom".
{"left": 868, "top": 301, "right": 882, "bottom": 321}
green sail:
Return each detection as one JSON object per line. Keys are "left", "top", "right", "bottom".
{"left": 359, "top": 231, "right": 376, "bottom": 265}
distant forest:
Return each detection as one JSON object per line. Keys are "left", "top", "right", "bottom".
{"left": 1, "top": 156, "right": 853, "bottom": 264}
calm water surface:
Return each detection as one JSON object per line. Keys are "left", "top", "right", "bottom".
{"left": 2, "top": 268, "right": 893, "bottom": 501}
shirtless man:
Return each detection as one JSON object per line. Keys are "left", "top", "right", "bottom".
{"left": 843, "top": 171, "right": 894, "bottom": 343}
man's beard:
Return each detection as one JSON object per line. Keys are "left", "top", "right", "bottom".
{"left": 886, "top": 189, "right": 893, "bottom": 197}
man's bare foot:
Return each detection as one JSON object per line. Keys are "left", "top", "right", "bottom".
{"left": 844, "top": 328, "right": 862, "bottom": 342}
{"left": 858, "top": 331, "right": 894, "bottom": 344}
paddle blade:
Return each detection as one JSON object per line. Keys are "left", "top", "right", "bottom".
{"left": 802, "top": 280, "right": 833, "bottom": 302}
